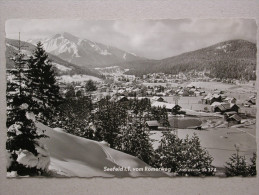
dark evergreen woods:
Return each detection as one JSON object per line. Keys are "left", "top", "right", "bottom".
{"left": 6, "top": 43, "right": 58, "bottom": 176}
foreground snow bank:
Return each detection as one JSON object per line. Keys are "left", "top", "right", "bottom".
{"left": 37, "top": 122, "right": 168, "bottom": 177}
{"left": 15, "top": 143, "right": 50, "bottom": 171}
{"left": 7, "top": 171, "right": 18, "bottom": 177}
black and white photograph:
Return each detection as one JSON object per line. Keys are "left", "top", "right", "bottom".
{"left": 5, "top": 18, "right": 257, "bottom": 178}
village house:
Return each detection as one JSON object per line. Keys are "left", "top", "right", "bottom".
{"left": 151, "top": 101, "right": 182, "bottom": 114}
{"left": 194, "top": 90, "right": 202, "bottom": 96}
{"left": 128, "top": 97, "right": 149, "bottom": 101}
{"left": 223, "top": 111, "right": 237, "bottom": 119}
{"left": 202, "top": 93, "right": 222, "bottom": 105}
{"left": 248, "top": 95, "right": 256, "bottom": 105}
{"left": 182, "top": 88, "right": 193, "bottom": 96}
{"left": 146, "top": 90, "right": 153, "bottom": 96}
{"left": 223, "top": 97, "right": 237, "bottom": 104}
{"left": 186, "top": 84, "right": 196, "bottom": 89}
{"left": 165, "top": 89, "right": 176, "bottom": 96}
{"left": 226, "top": 114, "right": 242, "bottom": 126}
{"left": 74, "top": 85, "right": 86, "bottom": 95}
{"left": 151, "top": 96, "right": 165, "bottom": 102}
{"left": 110, "top": 95, "right": 129, "bottom": 103}
{"left": 145, "top": 120, "right": 160, "bottom": 130}
{"left": 244, "top": 101, "right": 252, "bottom": 107}
{"left": 211, "top": 102, "right": 239, "bottom": 113}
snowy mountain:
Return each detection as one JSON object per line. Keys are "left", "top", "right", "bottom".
{"left": 28, "top": 32, "right": 144, "bottom": 68}
{"left": 6, "top": 38, "right": 100, "bottom": 78}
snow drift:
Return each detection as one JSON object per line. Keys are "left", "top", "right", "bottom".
{"left": 37, "top": 122, "right": 168, "bottom": 177}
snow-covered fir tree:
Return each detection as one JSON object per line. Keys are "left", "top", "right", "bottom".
{"left": 119, "top": 121, "right": 154, "bottom": 164}
{"left": 6, "top": 50, "right": 50, "bottom": 176}
{"left": 248, "top": 153, "right": 257, "bottom": 176}
{"left": 27, "top": 42, "right": 62, "bottom": 122}
{"left": 225, "top": 153, "right": 248, "bottom": 177}
{"left": 225, "top": 152, "right": 256, "bottom": 177}
{"left": 154, "top": 132, "right": 215, "bottom": 176}
{"left": 94, "top": 98, "right": 128, "bottom": 148}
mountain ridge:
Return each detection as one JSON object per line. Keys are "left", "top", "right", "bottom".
{"left": 5, "top": 38, "right": 100, "bottom": 78}
{"left": 27, "top": 32, "right": 145, "bottom": 68}
{"left": 6, "top": 37, "right": 256, "bottom": 80}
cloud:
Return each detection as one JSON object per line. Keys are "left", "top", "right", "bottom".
{"left": 6, "top": 19, "right": 257, "bottom": 59}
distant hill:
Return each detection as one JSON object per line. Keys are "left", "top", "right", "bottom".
{"left": 124, "top": 40, "right": 257, "bottom": 80}
{"left": 6, "top": 38, "right": 100, "bottom": 78}
{"left": 27, "top": 32, "right": 145, "bottom": 68}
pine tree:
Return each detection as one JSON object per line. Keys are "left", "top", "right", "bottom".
{"left": 248, "top": 153, "right": 256, "bottom": 176}
{"left": 149, "top": 106, "right": 170, "bottom": 127}
{"left": 94, "top": 98, "right": 127, "bottom": 148}
{"left": 27, "top": 42, "right": 62, "bottom": 121}
{"left": 120, "top": 121, "right": 154, "bottom": 164}
{"left": 155, "top": 132, "right": 215, "bottom": 176}
{"left": 6, "top": 50, "right": 49, "bottom": 176}
{"left": 7, "top": 52, "right": 30, "bottom": 127}
{"left": 159, "top": 107, "right": 170, "bottom": 127}
{"left": 225, "top": 152, "right": 256, "bottom": 177}
{"left": 85, "top": 79, "right": 97, "bottom": 92}
{"left": 225, "top": 153, "right": 248, "bottom": 177}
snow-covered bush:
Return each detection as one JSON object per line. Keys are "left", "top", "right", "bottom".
{"left": 225, "top": 152, "right": 256, "bottom": 177}
{"left": 16, "top": 143, "right": 50, "bottom": 171}
{"left": 154, "top": 132, "right": 215, "bottom": 176}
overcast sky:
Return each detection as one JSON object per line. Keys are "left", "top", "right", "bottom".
{"left": 6, "top": 19, "right": 257, "bottom": 59}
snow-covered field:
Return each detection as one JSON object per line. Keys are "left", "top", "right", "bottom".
{"left": 37, "top": 123, "right": 167, "bottom": 177}
{"left": 189, "top": 81, "right": 256, "bottom": 94}
{"left": 58, "top": 74, "right": 102, "bottom": 83}
{"left": 188, "top": 81, "right": 235, "bottom": 90}
{"left": 95, "top": 66, "right": 128, "bottom": 76}
{"left": 52, "top": 62, "right": 72, "bottom": 72}
{"left": 150, "top": 123, "right": 256, "bottom": 168}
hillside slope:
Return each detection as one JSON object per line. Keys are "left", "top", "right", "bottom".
{"left": 37, "top": 122, "right": 168, "bottom": 177}
{"left": 125, "top": 40, "right": 256, "bottom": 80}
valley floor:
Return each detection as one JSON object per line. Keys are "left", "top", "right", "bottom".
{"left": 36, "top": 81, "right": 257, "bottom": 177}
